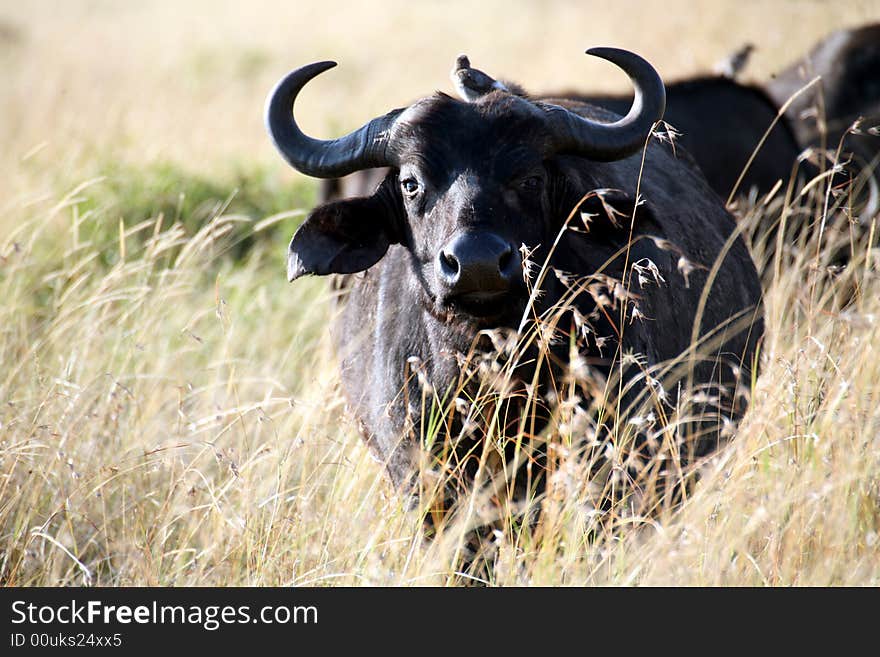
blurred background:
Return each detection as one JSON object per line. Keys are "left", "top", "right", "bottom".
{"left": 2, "top": 0, "right": 877, "bottom": 188}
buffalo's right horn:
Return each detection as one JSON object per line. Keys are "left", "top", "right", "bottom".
{"left": 264, "top": 61, "right": 404, "bottom": 178}
{"left": 542, "top": 47, "right": 666, "bottom": 161}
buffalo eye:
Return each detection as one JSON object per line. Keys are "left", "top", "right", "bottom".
{"left": 400, "top": 177, "right": 421, "bottom": 198}
{"left": 517, "top": 175, "right": 543, "bottom": 194}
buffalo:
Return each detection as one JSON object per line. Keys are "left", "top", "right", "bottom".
{"left": 765, "top": 23, "right": 880, "bottom": 219}
{"left": 266, "top": 48, "right": 764, "bottom": 513}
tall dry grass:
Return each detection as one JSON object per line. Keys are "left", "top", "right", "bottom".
{"left": 1, "top": 0, "right": 879, "bottom": 585}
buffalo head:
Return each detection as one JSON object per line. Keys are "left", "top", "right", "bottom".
{"left": 267, "top": 49, "right": 665, "bottom": 325}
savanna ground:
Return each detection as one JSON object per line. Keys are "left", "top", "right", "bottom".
{"left": 2, "top": 0, "right": 880, "bottom": 586}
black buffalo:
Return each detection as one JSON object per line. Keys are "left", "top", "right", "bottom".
{"left": 766, "top": 23, "right": 880, "bottom": 218}
{"left": 266, "top": 49, "right": 764, "bottom": 509}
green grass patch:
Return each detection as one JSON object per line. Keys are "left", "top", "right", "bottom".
{"left": 71, "top": 159, "right": 316, "bottom": 265}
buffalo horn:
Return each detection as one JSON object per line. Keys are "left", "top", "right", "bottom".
{"left": 264, "top": 61, "right": 404, "bottom": 178}
{"left": 542, "top": 47, "right": 666, "bottom": 161}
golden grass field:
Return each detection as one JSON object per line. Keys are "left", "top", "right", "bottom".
{"left": 2, "top": 0, "right": 880, "bottom": 585}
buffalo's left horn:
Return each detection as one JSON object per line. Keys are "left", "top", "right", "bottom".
{"left": 542, "top": 47, "right": 666, "bottom": 161}
{"left": 264, "top": 61, "right": 404, "bottom": 178}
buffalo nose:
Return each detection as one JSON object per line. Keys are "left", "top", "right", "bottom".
{"left": 436, "top": 232, "right": 520, "bottom": 296}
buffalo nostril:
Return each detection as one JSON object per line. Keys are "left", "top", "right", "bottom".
{"left": 439, "top": 250, "right": 460, "bottom": 277}
{"left": 498, "top": 246, "right": 513, "bottom": 274}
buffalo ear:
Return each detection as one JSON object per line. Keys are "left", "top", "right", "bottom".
{"left": 287, "top": 194, "right": 398, "bottom": 282}
{"left": 574, "top": 188, "right": 652, "bottom": 237}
